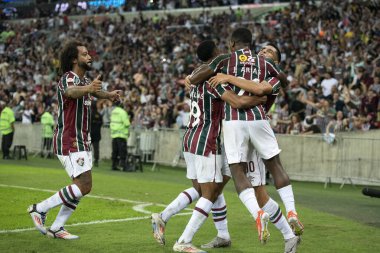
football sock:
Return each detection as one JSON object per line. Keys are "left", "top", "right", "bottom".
{"left": 211, "top": 194, "right": 230, "bottom": 240}
{"left": 262, "top": 198, "right": 294, "bottom": 240}
{"left": 277, "top": 185, "right": 296, "bottom": 214}
{"left": 37, "top": 184, "right": 83, "bottom": 213}
{"left": 178, "top": 197, "right": 213, "bottom": 243}
{"left": 161, "top": 187, "right": 199, "bottom": 223}
{"left": 239, "top": 188, "right": 260, "bottom": 219}
{"left": 50, "top": 184, "right": 83, "bottom": 230}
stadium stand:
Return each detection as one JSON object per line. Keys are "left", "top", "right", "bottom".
{"left": 0, "top": 0, "right": 379, "bottom": 136}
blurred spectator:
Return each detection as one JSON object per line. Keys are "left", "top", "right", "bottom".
{"left": 0, "top": 100, "right": 15, "bottom": 159}
{"left": 321, "top": 71, "right": 338, "bottom": 99}
{"left": 40, "top": 106, "right": 54, "bottom": 158}
{"left": 287, "top": 113, "right": 303, "bottom": 135}
{"left": 326, "top": 111, "right": 347, "bottom": 134}
{"left": 110, "top": 103, "right": 131, "bottom": 171}
{"left": 302, "top": 116, "right": 322, "bottom": 135}
{"left": 21, "top": 102, "right": 34, "bottom": 124}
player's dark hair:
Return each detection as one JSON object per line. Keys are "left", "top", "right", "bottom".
{"left": 267, "top": 42, "right": 281, "bottom": 62}
{"left": 197, "top": 40, "right": 217, "bottom": 62}
{"left": 230, "top": 28, "right": 252, "bottom": 46}
{"left": 59, "top": 40, "right": 85, "bottom": 74}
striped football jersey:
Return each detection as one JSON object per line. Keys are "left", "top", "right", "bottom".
{"left": 53, "top": 71, "right": 92, "bottom": 155}
{"left": 182, "top": 80, "right": 226, "bottom": 156}
{"left": 209, "top": 48, "right": 280, "bottom": 121}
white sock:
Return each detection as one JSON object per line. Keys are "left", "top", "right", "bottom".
{"left": 37, "top": 184, "right": 83, "bottom": 213}
{"left": 50, "top": 205, "right": 75, "bottom": 231}
{"left": 277, "top": 185, "right": 296, "bottom": 214}
{"left": 36, "top": 192, "right": 61, "bottom": 213}
{"left": 262, "top": 198, "right": 294, "bottom": 240}
{"left": 50, "top": 184, "right": 83, "bottom": 230}
{"left": 211, "top": 194, "right": 230, "bottom": 240}
{"left": 239, "top": 188, "right": 260, "bottom": 219}
{"left": 178, "top": 197, "right": 213, "bottom": 243}
{"left": 161, "top": 187, "right": 199, "bottom": 223}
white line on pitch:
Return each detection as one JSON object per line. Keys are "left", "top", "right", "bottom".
{"left": 0, "top": 184, "right": 192, "bottom": 209}
{"left": 0, "top": 212, "right": 192, "bottom": 234}
{"left": 0, "top": 184, "right": 194, "bottom": 234}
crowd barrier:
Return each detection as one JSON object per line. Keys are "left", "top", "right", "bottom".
{"left": 1, "top": 123, "right": 379, "bottom": 186}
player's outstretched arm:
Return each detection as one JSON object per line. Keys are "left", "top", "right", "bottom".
{"left": 92, "top": 90, "right": 122, "bottom": 102}
{"left": 209, "top": 73, "right": 273, "bottom": 96}
{"left": 65, "top": 75, "right": 102, "bottom": 99}
{"left": 221, "top": 90, "right": 267, "bottom": 109}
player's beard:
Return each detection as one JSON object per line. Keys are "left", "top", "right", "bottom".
{"left": 78, "top": 61, "right": 92, "bottom": 71}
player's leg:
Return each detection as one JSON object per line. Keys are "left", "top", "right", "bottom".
{"left": 46, "top": 151, "right": 92, "bottom": 239}
{"left": 174, "top": 154, "right": 222, "bottom": 252}
{"left": 248, "top": 149, "right": 299, "bottom": 251}
{"left": 152, "top": 179, "right": 200, "bottom": 246}
{"left": 224, "top": 120, "right": 269, "bottom": 243}
{"left": 249, "top": 120, "right": 303, "bottom": 235}
{"left": 202, "top": 175, "right": 231, "bottom": 249}
{"left": 151, "top": 152, "right": 201, "bottom": 245}
{"left": 255, "top": 186, "right": 300, "bottom": 253}
{"left": 255, "top": 186, "right": 297, "bottom": 240}
{"left": 28, "top": 152, "right": 90, "bottom": 237}
{"left": 263, "top": 155, "right": 303, "bottom": 234}
{"left": 176, "top": 182, "right": 219, "bottom": 243}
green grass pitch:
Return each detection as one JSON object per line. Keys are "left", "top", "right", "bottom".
{"left": 0, "top": 156, "right": 379, "bottom": 253}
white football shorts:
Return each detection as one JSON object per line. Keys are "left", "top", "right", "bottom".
{"left": 57, "top": 151, "right": 92, "bottom": 179}
{"left": 245, "top": 146, "right": 266, "bottom": 186}
{"left": 223, "top": 120, "right": 281, "bottom": 163}
{"left": 183, "top": 152, "right": 224, "bottom": 183}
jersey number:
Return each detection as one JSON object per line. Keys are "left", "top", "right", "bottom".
{"left": 246, "top": 161, "right": 255, "bottom": 173}
{"left": 188, "top": 101, "right": 201, "bottom": 127}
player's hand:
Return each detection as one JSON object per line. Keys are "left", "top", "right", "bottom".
{"left": 88, "top": 75, "right": 103, "bottom": 93}
{"left": 184, "top": 75, "right": 192, "bottom": 89}
{"left": 108, "top": 90, "right": 122, "bottom": 102}
{"left": 209, "top": 73, "right": 230, "bottom": 88}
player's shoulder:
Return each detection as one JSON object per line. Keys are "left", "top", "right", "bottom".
{"left": 263, "top": 56, "right": 277, "bottom": 66}
{"left": 62, "top": 71, "right": 80, "bottom": 85}
{"left": 210, "top": 53, "right": 231, "bottom": 64}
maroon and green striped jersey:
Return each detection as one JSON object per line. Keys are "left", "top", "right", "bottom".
{"left": 53, "top": 71, "right": 92, "bottom": 155}
{"left": 182, "top": 79, "right": 226, "bottom": 156}
{"left": 209, "top": 48, "right": 281, "bottom": 121}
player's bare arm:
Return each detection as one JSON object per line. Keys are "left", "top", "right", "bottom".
{"left": 221, "top": 90, "right": 267, "bottom": 109}
{"left": 65, "top": 75, "right": 102, "bottom": 99}
{"left": 92, "top": 90, "right": 122, "bottom": 102}
{"left": 186, "top": 64, "right": 215, "bottom": 87}
{"left": 209, "top": 73, "right": 273, "bottom": 96}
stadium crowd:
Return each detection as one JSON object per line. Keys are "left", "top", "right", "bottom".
{"left": 0, "top": 0, "right": 379, "bottom": 136}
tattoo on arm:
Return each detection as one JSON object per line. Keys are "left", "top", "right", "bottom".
{"left": 92, "top": 90, "right": 110, "bottom": 99}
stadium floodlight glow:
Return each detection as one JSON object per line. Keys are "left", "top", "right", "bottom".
{"left": 88, "top": 0, "right": 125, "bottom": 8}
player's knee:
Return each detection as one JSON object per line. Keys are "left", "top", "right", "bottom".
{"left": 78, "top": 181, "right": 92, "bottom": 195}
